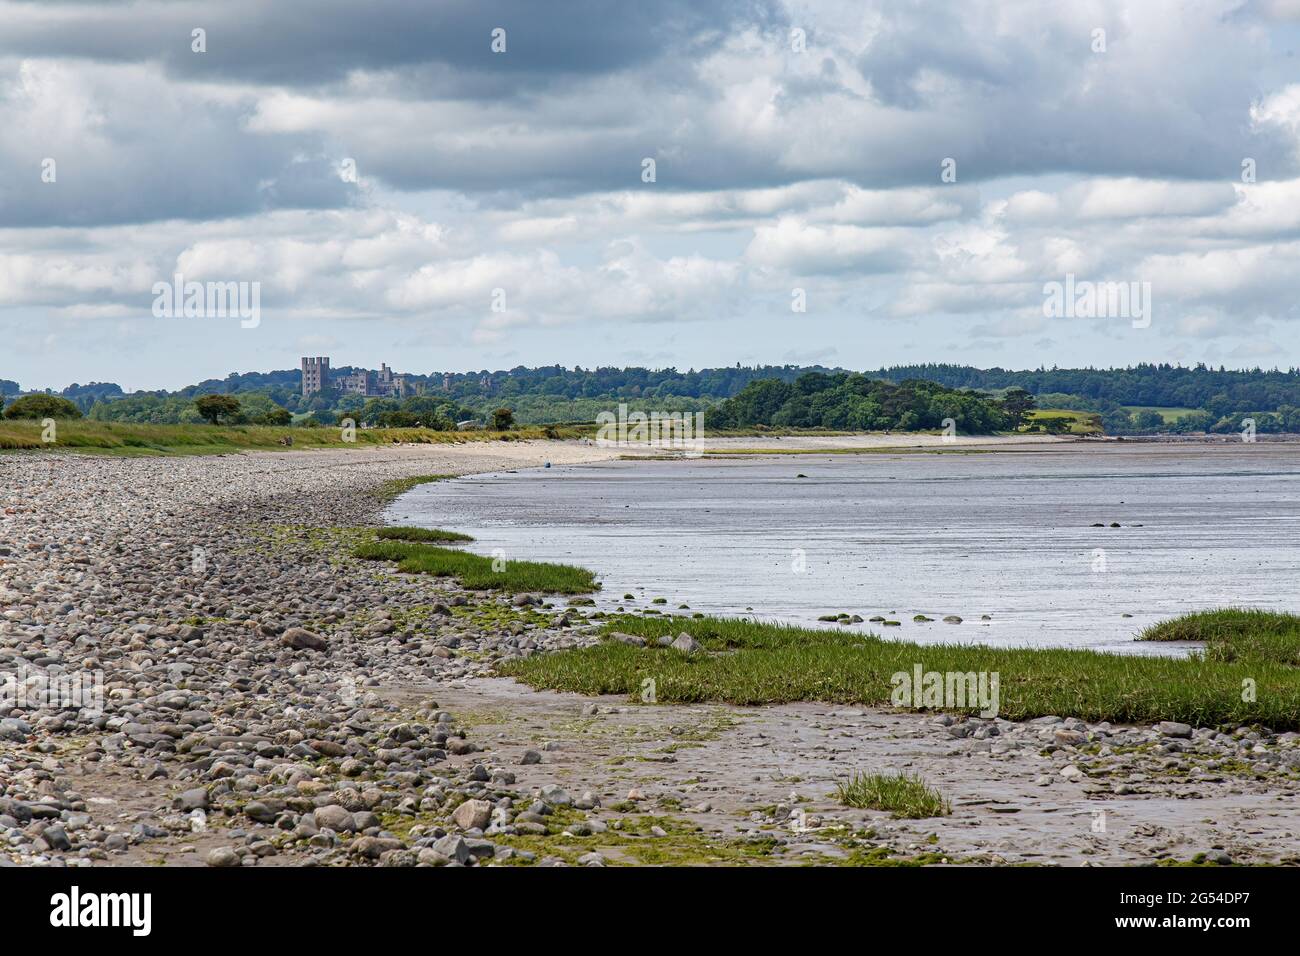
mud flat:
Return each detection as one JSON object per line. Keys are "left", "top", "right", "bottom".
{"left": 1, "top": 443, "right": 1296, "bottom": 867}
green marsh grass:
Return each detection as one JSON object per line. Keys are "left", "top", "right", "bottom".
{"left": 374, "top": 525, "right": 473, "bottom": 543}
{"left": 370, "top": 474, "right": 457, "bottom": 504}
{"left": 499, "top": 612, "right": 1300, "bottom": 728}
{"left": 1139, "top": 608, "right": 1300, "bottom": 666}
{"left": 836, "top": 772, "right": 951, "bottom": 819}
{"left": 354, "top": 538, "right": 598, "bottom": 594}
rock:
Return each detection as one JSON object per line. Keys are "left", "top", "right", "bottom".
{"left": 519, "top": 749, "right": 542, "bottom": 765}
{"left": 1157, "top": 721, "right": 1194, "bottom": 739}
{"left": 1053, "top": 730, "right": 1088, "bottom": 747}
{"left": 350, "top": 836, "right": 402, "bottom": 859}
{"left": 313, "top": 805, "right": 356, "bottom": 832}
{"left": 0, "top": 719, "right": 31, "bottom": 742}
{"left": 430, "top": 834, "right": 471, "bottom": 865}
{"left": 206, "top": 847, "right": 241, "bottom": 867}
{"left": 1059, "top": 765, "right": 1084, "bottom": 780}
{"left": 670, "top": 632, "right": 700, "bottom": 654}
{"left": 243, "top": 800, "right": 278, "bottom": 823}
{"left": 943, "top": 615, "right": 962, "bottom": 624}
{"left": 281, "top": 627, "right": 327, "bottom": 651}
{"left": 175, "top": 788, "right": 210, "bottom": 811}
{"left": 451, "top": 799, "right": 493, "bottom": 831}
{"left": 539, "top": 785, "right": 572, "bottom": 807}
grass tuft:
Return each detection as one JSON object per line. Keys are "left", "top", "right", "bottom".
{"left": 836, "top": 772, "right": 951, "bottom": 819}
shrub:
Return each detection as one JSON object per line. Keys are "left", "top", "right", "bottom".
{"left": 194, "top": 394, "right": 242, "bottom": 425}
{"left": 2, "top": 394, "right": 83, "bottom": 420}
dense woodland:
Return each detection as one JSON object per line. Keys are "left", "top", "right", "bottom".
{"left": 5, "top": 362, "right": 1300, "bottom": 433}
{"left": 706, "top": 374, "right": 1028, "bottom": 433}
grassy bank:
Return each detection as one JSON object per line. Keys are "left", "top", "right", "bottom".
{"left": 375, "top": 525, "right": 474, "bottom": 543}
{"left": 1139, "top": 608, "right": 1300, "bottom": 666}
{"left": 0, "top": 420, "right": 584, "bottom": 456}
{"left": 354, "top": 537, "right": 598, "bottom": 594}
{"left": 499, "top": 611, "right": 1300, "bottom": 729}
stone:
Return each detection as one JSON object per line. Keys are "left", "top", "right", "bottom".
{"left": 451, "top": 799, "right": 493, "bottom": 831}
{"left": 207, "top": 847, "right": 241, "bottom": 867}
{"left": 670, "top": 632, "right": 701, "bottom": 654}
{"left": 313, "top": 805, "right": 356, "bottom": 832}
{"left": 540, "top": 785, "right": 572, "bottom": 807}
{"left": 281, "top": 627, "right": 327, "bottom": 651}
{"left": 175, "top": 788, "right": 210, "bottom": 811}
{"left": 430, "top": 834, "right": 471, "bottom": 865}
{"left": 1157, "top": 721, "right": 1194, "bottom": 739}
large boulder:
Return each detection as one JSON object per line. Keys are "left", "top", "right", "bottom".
{"left": 281, "top": 627, "right": 327, "bottom": 651}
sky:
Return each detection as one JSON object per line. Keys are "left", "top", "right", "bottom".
{"left": 3, "top": 0, "right": 1300, "bottom": 392}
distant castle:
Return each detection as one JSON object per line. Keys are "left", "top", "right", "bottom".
{"left": 300, "top": 357, "right": 415, "bottom": 398}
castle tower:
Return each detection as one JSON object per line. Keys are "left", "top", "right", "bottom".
{"left": 301, "top": 356, "right": 330, "bottom": 396}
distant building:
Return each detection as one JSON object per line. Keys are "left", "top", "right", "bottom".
{"left": 301, "top": 356, "right": 330, "bottom": 396}
{"left": 302, "top": 357, "right": 412, "bottom": 398}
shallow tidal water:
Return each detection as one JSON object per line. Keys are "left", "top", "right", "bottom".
{"left": 385, "top": 443, "right": 1300, "bottom": 655}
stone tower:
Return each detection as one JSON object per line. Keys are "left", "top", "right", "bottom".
{"left": 301, "top": 356, "right": 330, "bottom": 396}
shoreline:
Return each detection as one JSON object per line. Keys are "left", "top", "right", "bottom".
{"left": 1, "top": 443, "right": 1297, "bottom": 867}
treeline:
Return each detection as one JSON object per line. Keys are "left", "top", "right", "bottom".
{"left": 1100, "top": 406, "right": 1300, "bottom": 435}
{"left": 877, "top": 363, "right": 1300, "bottom": 412}
{"left": 706, "top": 373, "right": 1030, "bottom": 433}
{"left": 50, "top": 363, "right": 833, "bottom": 425}
{"left": 88, "top": 392, "right": 478, "bottom": 429}
{"left": 12, "top": 362, "right": 1300, "bottom": 431}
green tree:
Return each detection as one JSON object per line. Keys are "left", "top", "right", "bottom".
{"left": 1001, "top": 388, "right": 1037, "bottom": 427}
{"left": 3, "top": 394, "right": 83, "bottom": 419}
{"left": 492, "top": 406, "right": 515, "bottom": 430}
{"left": 1133, "top": 410, "right": 1167, "bottom": 432}
{"left": 194, "top": 394, "right": 242, "bottom": 425}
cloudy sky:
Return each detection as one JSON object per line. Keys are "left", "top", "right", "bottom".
{"left": 3, "top": 0, "right": 1300, "bottom": 391}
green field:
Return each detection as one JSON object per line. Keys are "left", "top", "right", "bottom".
{"left": 1023, "top": 409, "right": 1103, "bottom": 435}
{"left": 499, "top": 610, "right": 1300, "bottom": 728}
{"left": 1121, "top": 406, "right": 1201, "bottom": 423}
{"left": 0, "top": 420, "right": 582, "bottom": 456}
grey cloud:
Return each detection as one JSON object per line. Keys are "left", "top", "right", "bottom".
{"left": 0, "top": 0, "right": 782, "bottom": 88}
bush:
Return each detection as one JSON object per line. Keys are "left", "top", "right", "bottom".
{"left": 2, "top": 394, "right": 83, "bottom": 420}
{"left": 194, "top": 394, "right": 242, "bottom": 425}
{"left": 492, "top": 406, "right": 515, "bottom": 430}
